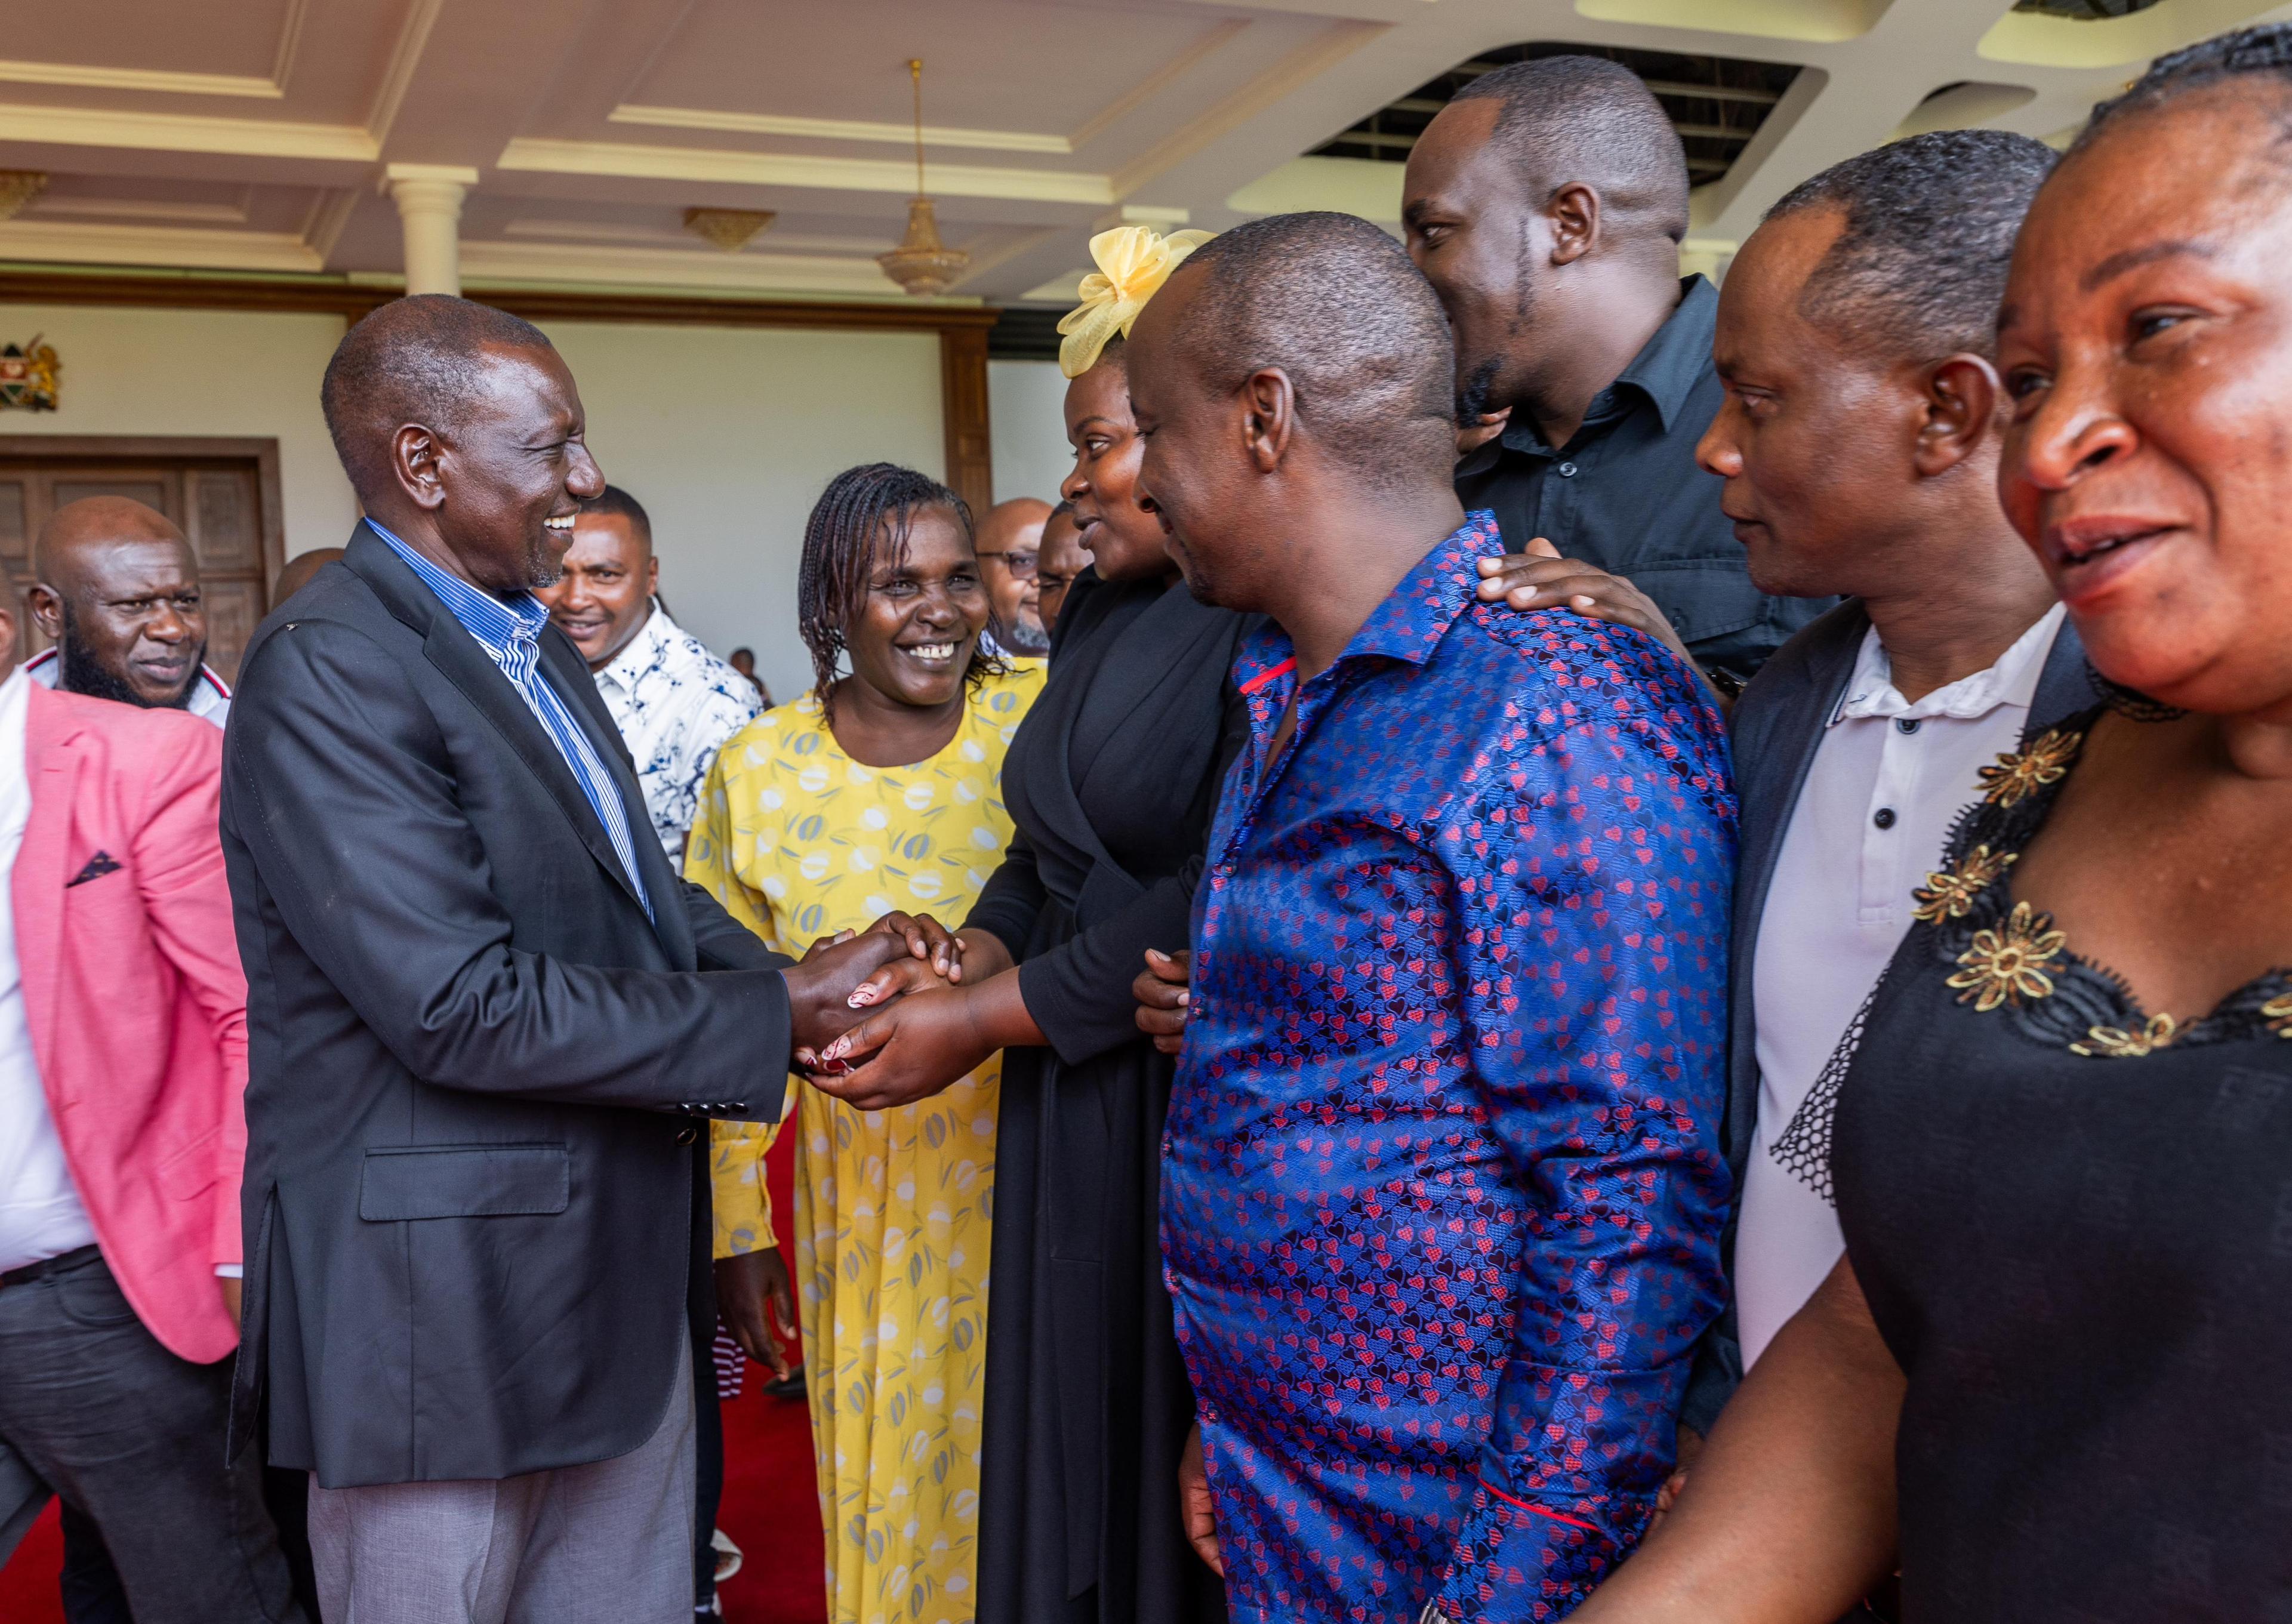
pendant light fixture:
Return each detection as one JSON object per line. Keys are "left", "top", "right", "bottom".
{"left": 876, "top": 58, "right": 970, "bottom": 298}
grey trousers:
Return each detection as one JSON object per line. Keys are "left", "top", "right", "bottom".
{"left": 306, "top": 1332, "right": 696, "bottom": 1624}
{"left": 0, "top": 1247, "right": 304, "bottom": 1624}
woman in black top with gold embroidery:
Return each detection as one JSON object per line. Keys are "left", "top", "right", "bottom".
{"left": 1572, "top": 28, "right": 2292, "bottom": 1623}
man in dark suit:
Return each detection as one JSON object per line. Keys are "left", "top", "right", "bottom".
{"left": 218, "top": 295, "right": 903, "bottom": 1624}
{"left": 1677, "top": 134, "right": 2084, "bottom": 1501}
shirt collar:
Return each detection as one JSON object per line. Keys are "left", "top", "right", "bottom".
{"left": 596, "top": 602, "right": 670, "bottom": 691}
{"left": 1464, "top": 275, "right": 1717, "bottom": 468}
{"left": 1831, "top": 601, "right": 2068, "bottom": 726}
{"left": 1230, "top": 510, "right": 1500, "bottom": 695}
{"left": 1605, "top": 275, "right": 1718, "bottom": 435}
{"left": 364, "top": 519, "right": 549, "bottom": 655}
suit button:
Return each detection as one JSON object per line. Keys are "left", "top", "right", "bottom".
{"left": 674, "top": 1126, "right": 698, "bottom": 1146}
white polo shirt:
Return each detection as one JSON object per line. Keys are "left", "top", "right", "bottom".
{"left": 1736, "top": 603, "right": 2066, "bottom": 1367}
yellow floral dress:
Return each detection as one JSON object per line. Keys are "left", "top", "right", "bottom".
{"left": 686, "top": 665, "right": 1044, "bottom": 1624}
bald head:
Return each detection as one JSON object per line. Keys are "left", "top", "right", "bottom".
{"left": 273, "top": 547, "right": 346, "bottom": 605}
{"left": 320, "top": 294, "right": 557, "bottom": 503}
{"left": 30, "top": 496, "right": 205, "bottom": 708}
{"left": 36, "top": 496, "right": 186, "bottom": 591}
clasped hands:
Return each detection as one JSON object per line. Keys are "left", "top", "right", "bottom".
{"left": 792, "top": 913, "right": 1027, "bottom": 1111}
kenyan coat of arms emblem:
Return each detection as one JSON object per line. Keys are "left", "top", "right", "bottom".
{"left": 0, "top": 337, "right": 60, "bottom": 412}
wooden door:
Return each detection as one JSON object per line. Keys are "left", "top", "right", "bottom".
{"left": 0, "top": 437, "right": 285, "bottom": 682}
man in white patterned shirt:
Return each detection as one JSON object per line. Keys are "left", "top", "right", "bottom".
{"left": 536, "top": 486, "right": 762, "bottom": 859}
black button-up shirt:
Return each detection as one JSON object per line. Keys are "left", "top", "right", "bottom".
{"left": 1453, "top": 276, "right": 1837, "bottom": 679}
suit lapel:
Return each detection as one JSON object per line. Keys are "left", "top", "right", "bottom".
{"left": 16, "top": 685, "right": 81, "bottom": 1076}
{"left": 344, "top": 528, "right": 656, "bottom": 930}
{"left": 1733, "top": 602, "right": 1869, "bottom": 943}
{"left": 537, "top": 624, "right": 694, "bottom": 964}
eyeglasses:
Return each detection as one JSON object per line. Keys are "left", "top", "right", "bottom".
{"left": 978, "top": 549, "right": 1039, "bottom": 580}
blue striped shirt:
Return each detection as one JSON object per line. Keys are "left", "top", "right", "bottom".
{"left": 365, "top": 520, "right": 654, "bottom": 922}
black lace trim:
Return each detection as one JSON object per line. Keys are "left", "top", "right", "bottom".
{"left": 1770, "top": 976, "right": 1883, "bottom": 1207}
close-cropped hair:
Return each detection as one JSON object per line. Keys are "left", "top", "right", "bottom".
{"left": 1175, "top": 211, "right": 1457, "bottom": 488}
{"left": 1450, "top": 55, "right": 1690, "bottom": 245}
{"left": 2080, "top": 20, "right": 2292, "bottom": 150}
{"left": 579, "top": 485, "right": 652, "bottom": 546}
{"left": 319, "top": 294, "right": 556, "bottom": 498}
{"left": 1764, "top": 129, "right": 2057, "bottom": 362}
{"left": 795, "top": 462, "right": 994, "bottom": 726}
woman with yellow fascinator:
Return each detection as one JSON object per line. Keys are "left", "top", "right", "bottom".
{"left": 803, "top": 224, "right": 1248, "bottom": 1624}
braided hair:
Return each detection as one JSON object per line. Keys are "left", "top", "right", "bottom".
{"left": 796, "top": 462, "right": 993, "bottom": 728}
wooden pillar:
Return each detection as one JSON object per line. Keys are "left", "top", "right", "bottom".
{"left": 939, "top": 323, "right": 994, "bottom": 516}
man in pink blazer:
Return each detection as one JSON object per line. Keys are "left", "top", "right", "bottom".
{"left": 0, "top": 563, "right": 304, "bottom": 1623}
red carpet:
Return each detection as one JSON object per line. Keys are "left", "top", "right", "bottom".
{"left": 0, "top": 1129, "right": 827, "bottom": 1624}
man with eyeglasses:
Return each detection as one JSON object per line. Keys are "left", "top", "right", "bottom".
{"left": 971, "top": 497, "right": 1053, "bottom": 658}
{"left": 1034, "top": 502, "right": 1086, "bottom": 640}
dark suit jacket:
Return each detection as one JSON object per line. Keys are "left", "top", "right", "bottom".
{"left": 220, "top": 525, "right": 791, "bottom": 1489}
{"left": 1683, "top": 599, "right": 2090, "bottom": 1432}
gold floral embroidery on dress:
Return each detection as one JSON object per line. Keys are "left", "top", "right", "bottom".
{"left": 2071, "top": 1013, "right": 2179, "bottom": 1059}
{"left": 1911, "top": 843, "right": 2019, "bottom": 925}
{"left": 2263, "top": 993, "right": 2292, "bottom": 1038}
{"left": 1976, "top": 728, "right": 2082, "bottom": 808}
{"left": 1946, "top": 900, "right": 2068, "bottom": 1012}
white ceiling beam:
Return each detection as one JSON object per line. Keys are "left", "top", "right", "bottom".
{"left": 495, "top": 137, "right": 1116, "bottom": 206}
{"left": 0, "top": 217, "right": 321, "bottom": 272}
{"left": 457, "top": 239, "right": 916, "bottom": 299}
{"left": 0, "top": 60, "right": 283, "bottom": 99}
{"left": 609, "top": 106, "right": 1074, "bottom": 155}
{"left": 0, "top": 101, "right": 375, "bottom": 164}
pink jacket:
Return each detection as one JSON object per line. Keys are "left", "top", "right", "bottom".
{"left": 18, "top": 681, "right": 247, "bottom": 1364}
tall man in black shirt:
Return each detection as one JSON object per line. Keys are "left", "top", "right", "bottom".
{"left": 1405, "top": 54, "right": 1836, "bottom": 684}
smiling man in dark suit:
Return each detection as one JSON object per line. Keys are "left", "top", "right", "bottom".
{"left": 218, "top": 295, "right": 904, "bottom": 1624}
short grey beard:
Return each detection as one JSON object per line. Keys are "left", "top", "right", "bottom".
{"left": 998, "top": 610, "right": 1052, "bottom": 658}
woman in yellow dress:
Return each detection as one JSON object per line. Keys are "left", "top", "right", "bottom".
{"left": 687, "top": 463, "right": 1044, "bottom": 1624}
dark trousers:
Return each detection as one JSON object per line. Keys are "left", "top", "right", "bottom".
{"left": 0, "top": 1248, "right": 305, "bottom": 1624}
{"left": 61, "top": 1471, "right": 318, "bottom": 1624}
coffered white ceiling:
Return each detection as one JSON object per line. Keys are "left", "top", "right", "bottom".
{"left": 1, "top": 0, "right": 2286, "bottom": 305}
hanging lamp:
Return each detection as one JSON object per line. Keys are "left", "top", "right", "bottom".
{"left": 876, "top": 58, "right": 970, "bottom": 297}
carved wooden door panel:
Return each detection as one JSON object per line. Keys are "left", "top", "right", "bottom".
{"left": 0, "top": 438, "right": 283, "bottom": 682}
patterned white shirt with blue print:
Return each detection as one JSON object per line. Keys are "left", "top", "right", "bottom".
{"left": 593, "top": 603, "right": 763, "bottom": 856}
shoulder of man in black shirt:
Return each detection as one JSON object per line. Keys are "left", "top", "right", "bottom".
{"left": 1456, "top": 276, "right": 1839, "bottom": 683}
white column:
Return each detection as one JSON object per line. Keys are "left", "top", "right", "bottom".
{"left": 384, "top": 164, "right": 479, "bottom": 297}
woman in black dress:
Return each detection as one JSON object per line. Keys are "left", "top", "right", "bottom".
{"left": 1572, "top": 29, "right": 2292, "bottom": 1623}
{"left": 811, "top": 227, "right": 1244, "bottom": 1624}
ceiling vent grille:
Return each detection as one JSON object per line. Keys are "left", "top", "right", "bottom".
{"left": 1310, "top": 41, "right": 1801, "bottom": 186}
{"left": 2011, "top": 0, "right": 2163, "bottom": 17}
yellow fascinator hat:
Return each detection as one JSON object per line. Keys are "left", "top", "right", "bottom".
{"left": 1057, "top": 224, "right": 1215, "bottom": 378}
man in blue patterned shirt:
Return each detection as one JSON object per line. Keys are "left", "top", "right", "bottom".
{"left": 1125, "top": 213, "right": 1735, "bottom": 1622}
